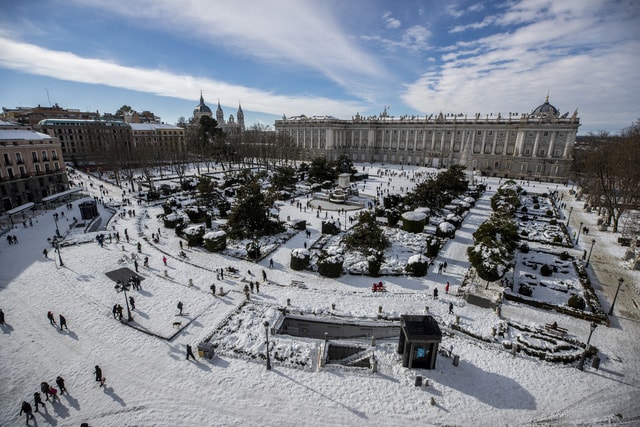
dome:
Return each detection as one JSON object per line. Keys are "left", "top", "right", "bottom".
{"left": 531, "top": 96, "right": 559, "bottom": 117}
{"left": 194, "top": 93, "right": 212, "bottom": 114}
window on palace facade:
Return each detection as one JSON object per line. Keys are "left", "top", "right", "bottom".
{"left": 539, "top": 149, "right": 545, "bottom": 156}
{"left": 524, "top": 148, "right": 530, "bottom": 155}
{"left": 32, "top": 151, "right": 38, "bottom": 162}
{"left": 477, "top": 131, "right": 482, "bottom": 135}
{"left": 488, "top": 131, "right": 493, "bottom": 135}
{"left": 35, "top": 164, "right": 41, "bottom": 173}
{"left": 544, "top": 131, "right": 548, "bottom": 136}
{"left": 42, "top": 151, "right": 48, "bottom": 161}
{"left": 7, "top": 167, "right": 14, "bottom": 178}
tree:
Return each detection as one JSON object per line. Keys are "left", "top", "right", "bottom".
{"left": 344, "top": 210, "right": 390, "bottom": 253}
{"left": 271, "top": 165, "right": 297, "bottom": 191}
{"left": 467, "top": 214, "right": 519, "bottom": 283}
{"left": 225, "top": 176, "right": 283, "bottom": 239}
{"left": 115, "top": 105, "right": 133, "bottom": 117}
{"left": 308, "top": 156, "right": 337, "bottom": 184}
{"left": 579, "top": 120, "right": 640, "bottom": 232}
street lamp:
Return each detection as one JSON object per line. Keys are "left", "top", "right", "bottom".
{"left": 586, "top": 239, "right": 596, "bottom": 267}
{"left": 53, "top": 212, "right": 61, "bottom": 237}
{"left": 264, "top": 321, "right": 272, "bottom": 370}
{"left": 575, "top": 221, "right": 583, "bottom": 244}
{"left": 577, "top": 321, "right": 597, "bottom": 370}
{"left": 566, "top": 206, "right": 573, "bottom": 226}
{"left": 114, "top": 279, "right": 134, "bottom": 322}
{"left": 54, "top": 241, "right": 64, "bottom": 267}
{"left": 608, "top": 278, "right": 625, "bottom": 315}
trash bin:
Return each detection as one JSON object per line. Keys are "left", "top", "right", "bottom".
{"left": 591, "top": 356, "right": 600, "bottom": 370}
{"left": 453, "top": 355, "right": 460, "bottom": 367}
{"left": 415, "top": 376, "right": 422, "bottom": 387}
{"left": 197, "top": 342, "right": 214, "bottom": 359}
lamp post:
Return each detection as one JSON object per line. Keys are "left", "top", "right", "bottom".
{"left": 577, "top": 321, "right": 597, "bottom": 370}
{"left": 586, "top": 239, "right": 596, "bottom": 267}
{"left": 575, "top": 221, "right": 583, "bottom": 244}
{"left": 566, "top": 206, "right": 573, "bottom": 226}
{"left": 264, "top": 321, "right": 272, "bottom": 370}
{"left": 608, "top": 278, "right": 625, "bottom": 315}
{"left": 114, "top": 279, "right": 133, "bottom": 322}
{"left": 53, "top": 212, "right": 61, "bottom": 237}
{"left": 55, "top": 241, "right": 64, "bottom": 267}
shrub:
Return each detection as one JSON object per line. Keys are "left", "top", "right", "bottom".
{"left": 520, "top": 243, "right": 530, "bottom": 253}
{"left": 549, "top": 219, "right": 557, "bottom": 225}
{"left": 545, "top": 210, "right": 553, "bottom": 217}
{"left": 540, "top": 264, "right": 553, "bottom": 276}
{"left": 518, "top": 284, "right": 533, "bottom": 296}
{"left": 406, "top": 259, "right": 428, "bottom": 277}
{"left": 367, "top": 251, "right": 384, "bottom": 277}
{"left": 567, "top": 294, "right": 586, "bottom": 310}
{"left": 290, "top": 248, "right": 310, "bottom": 271}
{"left": 552, "top": 235, "right": 562, "bottom": 243}
{"left": 559, "top": 251, "right": 570, "bottom": 261}
{"left": 521, "top": 206, "right": 528, "bottom": 213}
{"left": 533, "top": 203, "right": 540, "bottom": 209}
{"left": 521, "top": 230, "right": 529, "bottom": 236}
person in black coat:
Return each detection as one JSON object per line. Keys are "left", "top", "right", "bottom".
{"left": 56, "top": 376, "right": 66, "bottom": 394}
{"left": 0, "top": 308, "right": 4, "bottom": 325}
{"left": 59, "top": 314, "right": 68, "bottom": 330}
{"left": 20, "top": 401, "right": 34, "bottom": 422}
{"left": 94, "top": 365, "right": 104, "bottom": 386}
{"left": 33, "top": 392, "right": 44, "bottom": 411}
{"left": 186, "top": 344, "right": 196, "bottom": 360}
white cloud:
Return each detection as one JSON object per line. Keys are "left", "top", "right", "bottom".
{"left": 70, "top": 0, "right": 388, "bottom": 98}
{"left": 0, "top": 36, "right": 366, "bottom": 118}
{"left": 383, "top": 11, "right": 402, "bottom": 29}
{"left": 402, "top": 0, "right": 640, "bottom": 132}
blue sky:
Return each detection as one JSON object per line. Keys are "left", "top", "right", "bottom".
{"left": 1, "top": 0, "right": 638, "bottom": 134}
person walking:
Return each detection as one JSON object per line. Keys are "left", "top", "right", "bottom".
{"left": 249, "top": 281, "right": 254, "bottom": 293}
{"left": 445, "top": 282, "right": 450, "bottom": 294}
{"left": 129, "top": 296, "right": 135, "bottom": 310}
{"left": 0, "top": 308, "right": 4, "bottom": 325}
{"left": 112, "top": 304, "right": 118, "bottom": 319}
{"left": 20, "top": 401, "right": 34, "bottom": 423}
{"left": 162, "top": 256, "right": 167, "bottom": 266}
{"left": 186, "top": 344, "right": 196, "bottom": 360}
{"left": 255, "top": 281, "right": 260, "bottom": 293}
{"left": 56, "top": 376, "right": 66, "bottom": 394}
{"left": 210, "top": 284, "right": 216, "bottom": 296}
{"left": 94, "top": 365, "right": 104, "bottom": 387}
{"left": 33, "top": 392, "right": 45, "bottom": 412}
{"left": 262, "top": 269, "right": 267, "bottom": 282}
{"left": 243, "top": 284, "right": 250, "bottom": 300}
{"left": 48, "top": 386, "right": 59, "bottom": 402}
{"left": 47, "top": 311, "right": 56, "bottom": 326}
{"left": 177, "top": 301, "right": 183, "bottom": 315}
{"left": 40, "top": 382, "right": 50, "bottom": 401}
{"left": 449, "top": 303, "right": 454, "bottom": 314}
{"left": 43, "top": 248, "right": 48, "bottom": 258}
{"left": 59, "top": 314, "right": 68, "bottom": 330}
{"left": 433, "top": 288, "right": 438, "bottom": 300}
{"left": 134, "top": 259, "right": 139, "bottom": 272}
{"left": 269, "top": 258, "right": 274, "bottom": 268}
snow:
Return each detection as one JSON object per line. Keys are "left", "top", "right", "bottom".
{"left": 1, "top": 165, "right": 639, "bottom": 426}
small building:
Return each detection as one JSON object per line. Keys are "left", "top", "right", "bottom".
{"left": 397, "top": 315, "right": 442, "bottom": 369}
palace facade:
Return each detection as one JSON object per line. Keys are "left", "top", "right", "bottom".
{"left": 275, "top": 97, "right": 580, "bottom": 182}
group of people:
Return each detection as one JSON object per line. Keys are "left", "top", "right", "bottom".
{"left": 19, "top": 376, "right": 67, "bottom": 423}
{"left": 47, "top": 311, "right": 68, "bottom": 330}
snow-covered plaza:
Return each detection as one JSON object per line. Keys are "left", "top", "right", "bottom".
{"left": 1, "top": 164, "right": 639, "bottom": 426}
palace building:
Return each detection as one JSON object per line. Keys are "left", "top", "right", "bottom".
{"left": 275, "top": 97, "right": 579, "bottom": 182}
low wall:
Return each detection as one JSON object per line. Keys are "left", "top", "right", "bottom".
{"left": 277, "top": 315, "right": 400, "bottom": 339}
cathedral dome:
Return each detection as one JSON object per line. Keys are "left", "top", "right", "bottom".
{"left": 532, "top": 96, "right": 559, "bottom": 117}
{"left": 194, "top": 93, "right": 212, "bottom": 115}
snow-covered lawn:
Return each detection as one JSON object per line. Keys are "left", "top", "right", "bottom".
{"left": 0, "top": 164, "right": 638, "bottom": 426}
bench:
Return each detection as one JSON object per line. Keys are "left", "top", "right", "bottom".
{"left": 291, "top": 280, "right": 307, "bottom": 289}
{"left": 544, "top": 323, "right": 568, "bottom": 337}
